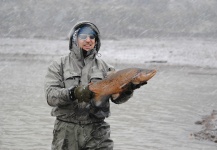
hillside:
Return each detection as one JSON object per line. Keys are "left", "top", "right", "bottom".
{"left": 1, "top": 0, "right": 217, "bottom": 39}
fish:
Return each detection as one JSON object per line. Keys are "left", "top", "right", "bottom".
{"left": 89, "top": 68, "right": 157, "bottom": 104}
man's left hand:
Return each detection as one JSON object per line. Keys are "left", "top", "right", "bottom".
{"left": 131, "top": 81, "right": 147, "bottom": 90}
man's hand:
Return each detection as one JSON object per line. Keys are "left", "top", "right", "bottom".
{"left": 69, "top": 85, "right": 93, "bottom": 103}
{"left": 123, "top": 81, "right": 147, "bottom": 93}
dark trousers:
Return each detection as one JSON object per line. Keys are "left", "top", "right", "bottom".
{"left": 52, "top": 119, "right": 113, "bottom": 150}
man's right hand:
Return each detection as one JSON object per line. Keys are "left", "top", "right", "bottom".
{"left": 69, "top": 85, "right": 93, "bottom": 103}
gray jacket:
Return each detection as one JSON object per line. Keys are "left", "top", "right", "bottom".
{"left": 44, "top": 22, "right": 132, "bottom": 124}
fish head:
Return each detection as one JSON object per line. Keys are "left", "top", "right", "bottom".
{"left": 132, "top": 69, "right": 157, "bottom": 84}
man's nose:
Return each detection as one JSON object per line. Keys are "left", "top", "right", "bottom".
{"left": 85, "top": 36, "right": 91, "bottom": 42}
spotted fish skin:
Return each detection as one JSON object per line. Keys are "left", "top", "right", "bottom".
{"left": 89, "top": 68, "right": 157, "bottom": 103}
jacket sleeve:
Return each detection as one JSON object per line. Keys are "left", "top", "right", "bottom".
{"left": 44, "top": 58, "right": 72, "bottom": 107}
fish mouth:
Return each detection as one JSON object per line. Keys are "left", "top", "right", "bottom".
{"left": 140, "top": 69, "right": 157, "bottom": 81}
{"left": 147, "top": 69, "right": 157, "bottom": 78}
{"left": 132, "top": 69, "right": 157, "bottom": 84}
{"left": 142, "top": 69, "right": 157, "bottom": 81}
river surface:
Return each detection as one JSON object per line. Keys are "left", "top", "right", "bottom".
{"left": 0, "top": 38, "right": 217, "bottom": 150}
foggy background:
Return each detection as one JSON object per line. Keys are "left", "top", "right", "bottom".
{"left": 1, "top": 0, "right": 217, "bottom": 39}
{"left": 0, "top": 1, "right": 217, "bottom": 150}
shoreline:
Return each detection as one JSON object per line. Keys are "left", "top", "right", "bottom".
{"left": 1, "top": 37, "right": 217, "bottom": 69}
{"left": 1, "top": 52, "right": 217, "bottom": 72}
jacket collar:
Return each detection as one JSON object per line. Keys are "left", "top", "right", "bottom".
{"left": 70, "top": 44, "right": 97, "bottom": 65}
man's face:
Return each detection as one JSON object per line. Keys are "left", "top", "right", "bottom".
{"left": 77, "top": 34, "right": 96, "bottom": 51}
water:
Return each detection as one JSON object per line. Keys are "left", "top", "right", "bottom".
{"left": 108, "top": 66, "right": 217, "bottom": 150}
{"left": 0, "top": 38, "right": 216, "bottom": 150}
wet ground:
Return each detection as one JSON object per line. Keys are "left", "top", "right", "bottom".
{"left": 0, "top": 38, "right": 217, "bottom": 150}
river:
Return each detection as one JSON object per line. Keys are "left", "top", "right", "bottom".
{"left": 0, "top": 38, "right": 216, "bottom": 150}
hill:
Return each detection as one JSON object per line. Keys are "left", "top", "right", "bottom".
{"left": 1, "top": 0, "right": 217, "bottom": 39}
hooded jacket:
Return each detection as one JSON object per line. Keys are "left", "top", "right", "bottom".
{"left": 44, "top": 21, "right": 132, "bottom": 124}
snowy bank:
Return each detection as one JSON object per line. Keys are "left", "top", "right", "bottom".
{"left": 0, "top": 37, "right": 216, "bottom": 69}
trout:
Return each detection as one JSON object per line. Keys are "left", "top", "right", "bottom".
{"left": 89, "top": 68, "right": 157, "bottom": 103}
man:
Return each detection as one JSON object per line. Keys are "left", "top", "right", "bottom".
{"left": 45, "top": 21, "right": 144, "bottom": 150}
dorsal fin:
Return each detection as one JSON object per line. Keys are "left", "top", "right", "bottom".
{"left": 106, "top": 70, "right": 116, "bottom": 78}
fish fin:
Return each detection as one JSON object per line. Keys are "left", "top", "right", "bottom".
{"left": 106, "top": 70, "right": 116, "bottom": 78}
{"left": 132, "top": 73, "right": 142, "bottom": 84}
{"left": 93, "top": 94, "right": 102, "bottom": 102}
{"left": 89, "top": 82, "right": 93, "bottom": 85}
{"left": 93, "top": 94, "right": 110, "bottom": 106}
{"left": 111, "top": 93, "right": 120, "bottom": 100}
{"left": 132, "top": 81, "right": 140, "bottom": 84}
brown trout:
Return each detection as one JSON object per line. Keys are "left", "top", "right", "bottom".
{"left": 89, "top": 68, "right": 157, "bottom": 103}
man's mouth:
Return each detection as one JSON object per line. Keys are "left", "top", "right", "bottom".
{"left": 84, "top": 45, "right": 92, "bottom": 48}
